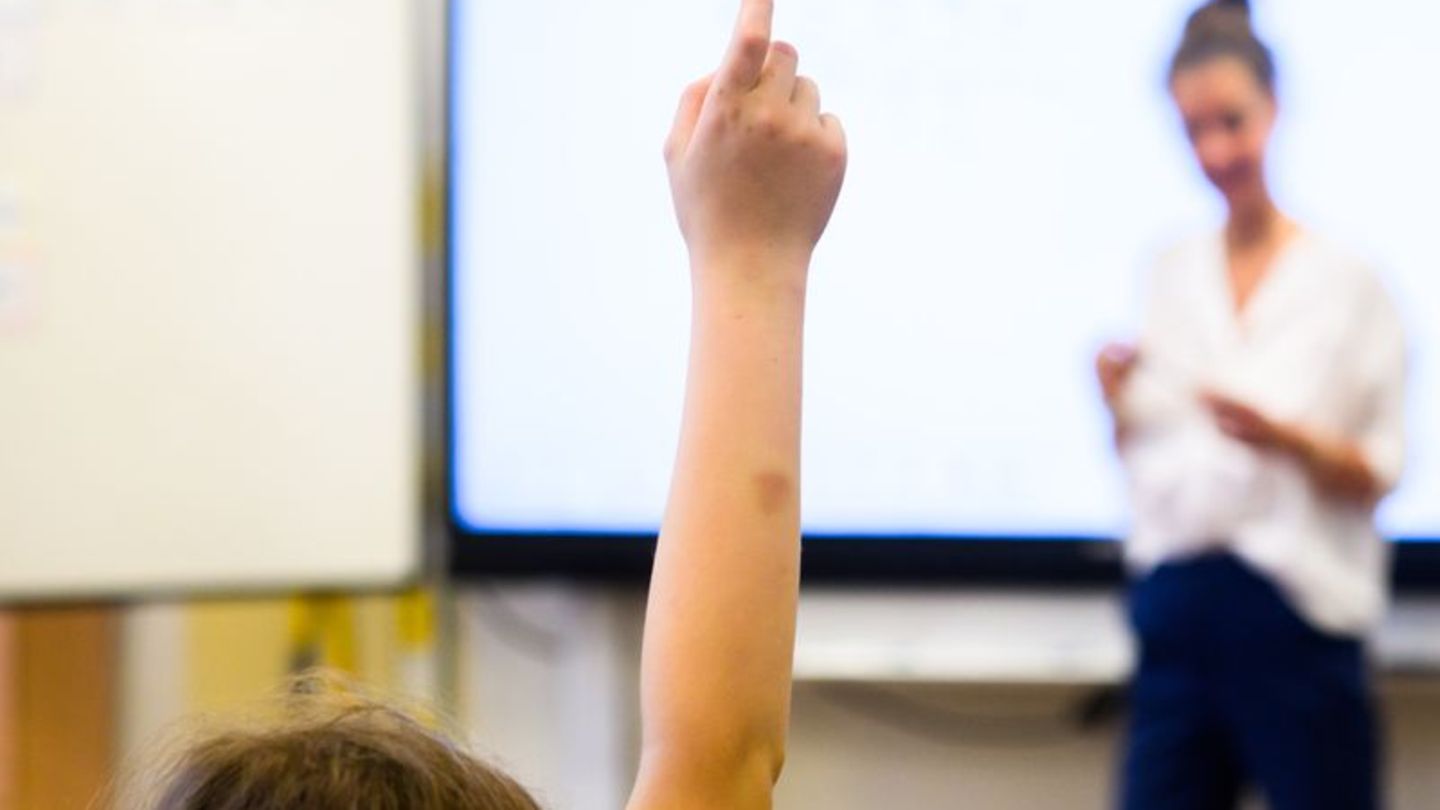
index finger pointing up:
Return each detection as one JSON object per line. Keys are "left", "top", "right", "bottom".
{"left": 717, "top": 0, "right": 774, "bottom": 91}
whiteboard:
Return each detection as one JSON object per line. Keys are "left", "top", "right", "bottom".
{"left": 451, "top": 0, "right": 1440, "bottom": 541}
{"left": 0, "top": 0, "right": 420, "bottom": 599}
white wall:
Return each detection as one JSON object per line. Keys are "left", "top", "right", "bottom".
{"left": 455, "top": 585, "right": 1440, "bottom": 810}
{"left": 456, "top": 586, "right": 642, "bottom": 810}
{"left": 107, "top": 584, "right": 1440, "bottom": 807}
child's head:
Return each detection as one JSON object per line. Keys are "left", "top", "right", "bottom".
{"left": 121, "top": 671, "right": 540, "bottom": 810}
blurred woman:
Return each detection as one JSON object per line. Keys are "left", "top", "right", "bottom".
{"left": 1097, "top": 1, "right": 1406, "bottom": 807}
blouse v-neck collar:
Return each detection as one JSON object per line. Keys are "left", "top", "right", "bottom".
{"left": 1206, "top": 227, "right": 1310, "bottom": 342}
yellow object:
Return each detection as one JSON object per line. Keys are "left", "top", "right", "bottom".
{"left": 186, "top": 600, "right": 291, "bottom": 714}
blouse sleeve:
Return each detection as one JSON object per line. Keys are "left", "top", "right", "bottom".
{"left": 1351, "top": 278, "right": 1408, "bottom": 494}
{"left": 1122, "top": 249, "right": 1192, "bottom": 429}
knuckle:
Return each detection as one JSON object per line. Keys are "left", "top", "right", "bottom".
{"left": 750, "top": 109, "right": 785, "bottom": 138}
{"left": 704, "top": 102, "right": 743, "bottom": 133}
{"left": 737, "top": 32, "right": 769, "bottom": 61}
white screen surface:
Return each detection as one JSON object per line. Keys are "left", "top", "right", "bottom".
{"left": 452, "top": 0, "right": 1440, "bottom": 539}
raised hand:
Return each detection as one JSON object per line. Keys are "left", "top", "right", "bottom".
{"left": 632, "top": 4, "right": 846, "bottom": 809}
{"left": 664, "top": 0, "right": 847, "bottom": 279}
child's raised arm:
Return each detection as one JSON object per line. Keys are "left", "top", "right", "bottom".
{"left": 628, "top": 1, "right": 846, "bottom": 808}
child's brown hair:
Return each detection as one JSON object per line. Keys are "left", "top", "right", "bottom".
{"left": 117, "top": 671, "right": 541, "bottom": 810}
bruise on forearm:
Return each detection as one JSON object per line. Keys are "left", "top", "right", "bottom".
{"left": 752, "top": 470, "right": 796, "bottom": 516}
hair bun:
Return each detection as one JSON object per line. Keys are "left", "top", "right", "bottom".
{"left": 1170, "top": 0, "right": 1274, "bottom": 90}
{"left": 1184, "top": 0, "right": 1255, "bottom": 40}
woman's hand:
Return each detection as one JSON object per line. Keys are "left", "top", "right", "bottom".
{"left": 1096, "top": 343, "right": 1140, "bottom": 447}
{"left": 1203, "top": 391, "right": 1289, "bottom": 449}
{"left": 1203, "top": 391, "right": 1382, "bottom": 505}
{"left": 1096, "top": 343, "right": 1139, "bottom": 408}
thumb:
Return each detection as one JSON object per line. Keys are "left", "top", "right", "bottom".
{"left": 664, "top": 75, "right": 714, "bottom": 163}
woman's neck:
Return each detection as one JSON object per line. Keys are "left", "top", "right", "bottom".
{"left": 1225, "top": 191, "right": 1289, "bottom": 251}
{"left": 1220, "top": 188, "right": 1298, "bottom": 316}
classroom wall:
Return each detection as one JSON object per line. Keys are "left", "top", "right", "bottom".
{"left": 61, "top": 581, "right": 1440, "bottom": 810}
{"left": 453, "top": 584, "right": 1440, "bottom": 810}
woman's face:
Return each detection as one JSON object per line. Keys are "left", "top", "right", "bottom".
{"left": 1171, "top": 56, "right": 1276, "bottom": 210}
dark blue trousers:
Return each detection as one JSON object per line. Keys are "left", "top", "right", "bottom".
{"left": 1121, "top": 553, "right": 1380, "bottom": 810}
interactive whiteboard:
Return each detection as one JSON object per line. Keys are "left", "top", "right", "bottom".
{"left": 450, "top": 0, "right": 1439, "bottom": 547}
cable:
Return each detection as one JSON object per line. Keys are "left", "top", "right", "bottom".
{"left": 471, "top": 586, "right": 567, "bottom": 662}
{"left": 809, "top": 681, "right": 1126, "bottom": 749}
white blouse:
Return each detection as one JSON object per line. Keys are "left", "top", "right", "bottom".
{"left": 1119, "top": 229, "right": 1407, "bottom": 636}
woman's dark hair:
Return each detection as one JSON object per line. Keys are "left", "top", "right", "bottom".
{"left": 113, "top": 671, "right": 543, "bottom": 810}
{"left": 1169, "top": 0, "right": 1276, "bottom": 93}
